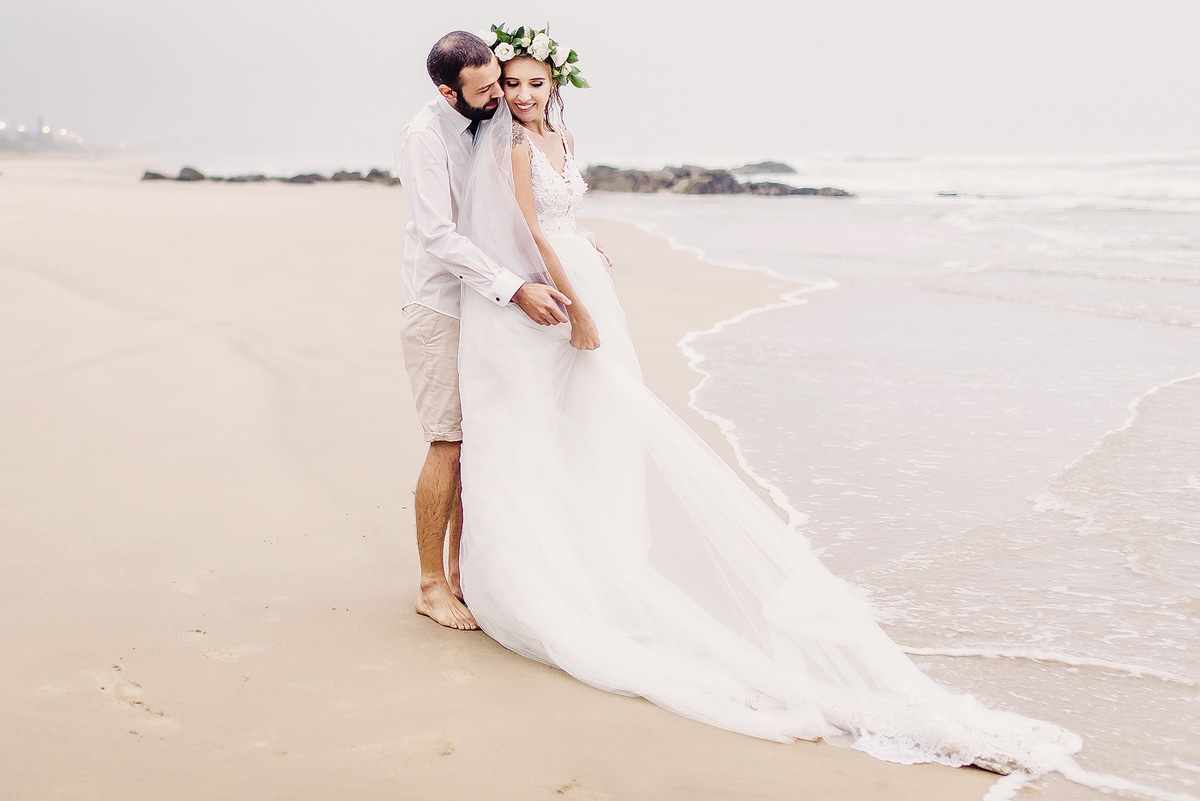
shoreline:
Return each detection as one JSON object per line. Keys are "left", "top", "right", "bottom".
{"left": 590, "top": 215, "right": 841, "bottom": 529}
{"left": 578, "top": 194, "right": 1200, "bottom": 801}
{"left": 0, "top": 159, "right": 998, "bottom": 801}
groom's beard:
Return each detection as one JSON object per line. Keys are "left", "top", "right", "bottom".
{"left": 455, "top": 95, "right": 500, "bottom": 122}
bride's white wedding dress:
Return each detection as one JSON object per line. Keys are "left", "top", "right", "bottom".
{"left": 455, "top": 117, "right": 1081, "bottom": 775}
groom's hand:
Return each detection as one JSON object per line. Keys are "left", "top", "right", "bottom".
{"left": 513, "top": 283, "right": 571, "bottom": 325}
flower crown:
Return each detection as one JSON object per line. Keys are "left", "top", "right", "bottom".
{"left": 479, "top": 24, "right": 589, "bottom": 88}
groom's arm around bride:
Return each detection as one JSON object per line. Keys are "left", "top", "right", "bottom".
{"left": 394, "top": 39, "right": 569, "bottom": 326}
{"left": 396, "top": 128, "right": 569, "bottom": 324}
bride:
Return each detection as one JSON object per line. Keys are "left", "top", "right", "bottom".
{"left": 455, "top": 24, "right": 1081, "bottom": 777}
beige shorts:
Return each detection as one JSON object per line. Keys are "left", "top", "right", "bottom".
{"left": 400, "top": 305, "right": 463, "bottom": 442}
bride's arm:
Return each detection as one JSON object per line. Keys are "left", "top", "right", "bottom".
{"left": 511, "top": 133, "right": 600, "bottom": 350}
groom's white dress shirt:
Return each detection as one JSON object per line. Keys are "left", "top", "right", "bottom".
{"left": 396, "top": 98, "right": 525, "bottom": 319}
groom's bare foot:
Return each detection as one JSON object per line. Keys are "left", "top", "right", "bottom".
{"left": 416, "top": 581, "right": 477, "bottom": 630}
{"left": 448, "top": 568, "right": 464, "bottom": 602}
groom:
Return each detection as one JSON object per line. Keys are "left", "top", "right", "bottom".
{"left": 396, "top": 31, "right": 570, "bottom": 630}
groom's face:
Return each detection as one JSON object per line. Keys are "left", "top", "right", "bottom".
{"left": 448, "top": 58, "right": 503, "bottom": 121}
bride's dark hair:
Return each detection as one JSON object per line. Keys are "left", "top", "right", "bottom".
{"left": 546, "top": 83, "right": 565, "bottom": 131}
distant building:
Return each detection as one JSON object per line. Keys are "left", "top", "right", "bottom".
{"left": 0, "top": 114, "right": 87, "bottom": 154}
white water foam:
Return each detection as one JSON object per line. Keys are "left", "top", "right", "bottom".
{"left": 1037, "top": 370, "right": 1200, "bottom": 489}
{"left": 1055, "top": 759, "right": 1200, "bottom": 801}
{"left": 618, "top": 219, "right": 833, "bottom": 530}
{"left": 900, "top": 646, "right": 1199, "bottom": 689}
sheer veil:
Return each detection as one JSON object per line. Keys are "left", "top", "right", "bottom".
{"left": 458, "top": 102, "right": 556, "bottom": 287}
{"left": 453, "top": 90, "right": 1090, "bottom": 793}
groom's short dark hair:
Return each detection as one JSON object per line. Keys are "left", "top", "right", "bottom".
{"left": 427, "top": 31, "right": 494, "bottom": 92}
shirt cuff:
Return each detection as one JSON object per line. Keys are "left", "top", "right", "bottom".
{"left": 488, "top": 270, "right": 526, "bottom": 306}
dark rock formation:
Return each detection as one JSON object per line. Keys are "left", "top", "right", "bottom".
{"left": 582, "top": 165, "right": 675, "bottom": 193}
{"left": 147, "top": 162, "right": 847, "bottom": 196}
{"left": 743, "top": 181, "right": 810, "bottom": 196}
{"left": 584, "top": 165, "right": 852, "bottom": 197}
{"left": 365, "top": 168, "right": 397, "bottom": 185}
{"left": 277, "top": 173, "right": 328, "bottom": 184}
{"left": 670, "top": 167, "right": 743, "bottom": 195}
{"left": 730, "top": 160, "right": 797, "bottom": 175}
{"left": 140, "top": 167, "right": 401, "bottom": 186}
{"left": 584, "top": 165, "right": 746, "bottom": 195}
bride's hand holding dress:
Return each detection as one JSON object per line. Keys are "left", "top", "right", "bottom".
{"left": 510, "top": 123, "right": 601, "bottom": 351}
{"left": 565, "top": 308, "right": 600, "bottom": 351}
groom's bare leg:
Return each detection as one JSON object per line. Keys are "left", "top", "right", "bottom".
{"left": 414, "top": 441, "right": 477, "bottom": 630}
{"left": 447, "top": 481, "right": 464, "bottom": 600}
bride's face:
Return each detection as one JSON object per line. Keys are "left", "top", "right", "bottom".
{"left": 503, "top": 57, "right": 554, "bottom": 124}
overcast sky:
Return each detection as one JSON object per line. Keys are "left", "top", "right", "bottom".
{"left": 3, "top": 0, "right": 1199, "bottom": 171}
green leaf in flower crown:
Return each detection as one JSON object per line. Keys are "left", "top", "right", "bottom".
{"left": 567, "top": 50, "right": 579, "bottom": 63}
{"left": 569, "top": 72, "right": 589, "bottom": 89}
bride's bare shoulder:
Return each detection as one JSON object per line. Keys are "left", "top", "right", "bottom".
{"left": 511, "top": 121, "right": 528, "bottom": 147}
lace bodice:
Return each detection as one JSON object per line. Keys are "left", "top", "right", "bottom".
{"left": 521, "top": 124, "right": 588, "bottom": 237}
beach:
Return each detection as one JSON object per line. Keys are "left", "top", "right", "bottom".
{"left": 0, "top": 159, "right": 997, "bottom": 800}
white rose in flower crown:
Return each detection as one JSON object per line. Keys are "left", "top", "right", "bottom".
{"left": 551, "top": 47, "right": 570, "bottom": 68}
{"left": 520, "top": 34, "right": 532, "bottom": 47}
{"left": 494, "top": 42, "right": 516, "bottom": 62}
{"left": 561, "top": 63, "right": 575, "bottom": 76}
{"left": 530, "top": 33, "right": 551, "bottom": 61}
{"left": 479, "top": 29, "right": 498, "bottom": 46}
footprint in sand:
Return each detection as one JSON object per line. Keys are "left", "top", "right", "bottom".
{"left": 94, "top": 663, "right": 180, "bottom": 735}
{"left": 442, "top": 668, "right": 477, "bottom": 684}
{"left": 554, "top": 779, "right": 613, "bottom": 800}
{"left": 404, "top": 732, "right": 457, "bottom": 757}
{"left": 202, "top": 642, "right": 272, "bottom": 662}
{"left": 353, "top": 732, "right": 457, "bottom": 761}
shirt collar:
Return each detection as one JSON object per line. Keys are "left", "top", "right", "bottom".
{"left": 435, "top": 96, "right": 474, "bottom": 136}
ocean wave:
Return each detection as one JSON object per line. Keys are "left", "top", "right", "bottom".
{"left": 618, "top": 218, "right": 835, "bottom": 530}
{"left": 902, "top": 645, "right": 1199, "bottom": 688}
{"left": 1038, "top": 372, "right": 1200, "bottom": 492}
{"left": 800, "top": 150, "right": 1200, "bottom": 170}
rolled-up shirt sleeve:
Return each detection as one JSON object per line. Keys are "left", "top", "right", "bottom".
{"left": 397, "top": 131, "right": 526, "bottom": 305}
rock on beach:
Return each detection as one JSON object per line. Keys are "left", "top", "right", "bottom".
{"left": 583, "top": 164, "right": 852, "bottom": 197}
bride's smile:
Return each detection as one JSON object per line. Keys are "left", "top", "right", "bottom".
{"left": 503, "top": 56, "right": 555, "bottom": 126}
